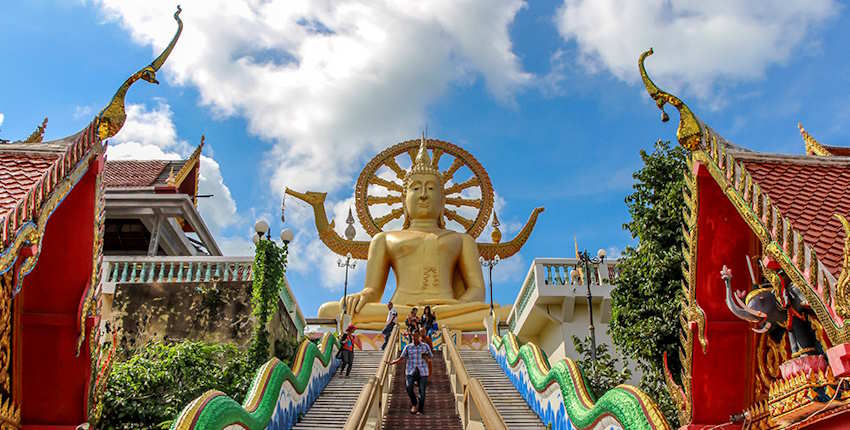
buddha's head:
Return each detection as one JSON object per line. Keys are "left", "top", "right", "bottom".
{"left": 402, "top": 136, "right": 446, "bottom": 228}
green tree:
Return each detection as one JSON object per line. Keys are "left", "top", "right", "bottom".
{"left": 572, "top": 336, "right": 632, "bottom": 399}
{"left": 101, "top": 341, "right": 254, "bottom": 429}
{"left": 609, "top": 140, "right": 687, "bottom": 426}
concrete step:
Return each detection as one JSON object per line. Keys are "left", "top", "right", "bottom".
{"left": 459, "top": 351, "right": 546, "bottom": 429}
{"left": 291, "top": 350, "right": 386, "bottom": 429}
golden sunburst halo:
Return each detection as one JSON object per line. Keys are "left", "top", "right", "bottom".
{"left": 354, "top": 138, "right": 494, "bottom": 238}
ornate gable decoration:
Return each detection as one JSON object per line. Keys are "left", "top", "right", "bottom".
{"left": 640, "top": 48, "right": 850, "bottom": 426}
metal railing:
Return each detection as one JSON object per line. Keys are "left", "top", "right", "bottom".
{"left": 442, "top": 326, "right": 507, "bottom": 430}
{"left": 345, "top": 325, "right": 400, "bottom": 430}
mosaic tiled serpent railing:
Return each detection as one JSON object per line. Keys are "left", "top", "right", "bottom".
{"left": 491, "top": 333, "right": 670, "bottom": 430}
{"left": 170, "top": 332, "right": 339, "bottom": 430}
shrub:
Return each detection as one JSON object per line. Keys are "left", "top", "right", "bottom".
{"left": 572, "top": 335, "right": 632, "bottom": 399}
{"left": 100, "top": 340, "right": 254, "bottom": 429}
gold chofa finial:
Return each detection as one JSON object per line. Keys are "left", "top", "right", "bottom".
{"left": 638, "top": 48, "right": 703, "bottom": 151}
{"left": 798, "top": 122, "right": 831, "bottom": 157}
{"left": 23, "top": 117, "right": 48, "bottom": 143}
{"left": 97, "top": 5, "right": 183, "bottom": 140}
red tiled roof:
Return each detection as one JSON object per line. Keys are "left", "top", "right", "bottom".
{"left": 0, "top": 152, "right": 60, "bottom": 216}
{"left": 104, "top": 160, "right": 189, "bottom": 188}
{"left": 0, "top": 121, "right": 101, "bottom": 250}
{"left": 824, "top": 145, "right": 850, "bottom": 157}
{"left": 742, "top": 157, "right": 850, "bottom": 277}
{"left": 104, "top": 160, "right": 170, "bottom": 188}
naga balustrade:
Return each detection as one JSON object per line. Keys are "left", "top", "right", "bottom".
{"left": 442, "top": 326, "right": 507, "bottom": 430}
{"left": 344, "top": 324, "right": 400, "bottom": 430}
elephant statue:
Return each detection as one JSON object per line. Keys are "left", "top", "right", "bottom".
{"left": 722, "top": 264, "right": 822, "bottom": 357}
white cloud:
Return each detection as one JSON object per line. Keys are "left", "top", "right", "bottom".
{"left": 555, "top": 1, "right": 838, "bottom": 97}
{"left": 107, "top": 141, "right": 181, "bottom": 160}
{"left": 73, "top": 105, "right": 94, "bottom": 120}
{"left": 197, "top": 155, "right": 238, "bottom": 233}
{"left": 106, "top": 102, "right": 244, "bottom": 251}
{"left": 95, "top": 0, "right": 533, "bottom": 285}
{"left": 95, "top": 0, "right": 530, "bottom": 193}
{"left": 109, "top": 101, "right": 185, "bottom": 152}
{"left": 0, "top": 113, "right": 4, "bottom": 127}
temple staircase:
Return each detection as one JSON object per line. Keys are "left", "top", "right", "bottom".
{"left": 382, "top": 354, "right": 463, "bottom": 429}
{"left": 460, "top": 350, "right": 546, "bottom": 429}
{"left": 292, "top": 350, "right": 385, "bottom": 429}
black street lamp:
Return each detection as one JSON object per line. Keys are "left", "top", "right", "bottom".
{"left": 338, "top": 253, "right": 356, "bottom": 314}
{"left": 339, "top": 208, "right": 358, "bottom": 315}
{"left": 479, "top": 254, "right": 501, "bottom": 315}
{"left": 577, "top": 248, "right": 606, "bottom": 363}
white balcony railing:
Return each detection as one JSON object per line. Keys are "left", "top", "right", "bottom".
{"left": 102, "top": 256, "right": 254, "bottom": 286}
{"left": 507, "top": 257, "right": 618, "bottom": 333}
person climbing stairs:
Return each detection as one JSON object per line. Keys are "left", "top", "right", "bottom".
{"left": 292, "top": 350, "right": 385, "bottom": 429}
{"left": 460, "top": 350, "right": 546, "bottom": 429}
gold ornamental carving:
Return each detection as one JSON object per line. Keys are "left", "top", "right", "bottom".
{"left": 798, "top": 123, "right": 832, "bottom": 157}
{"left": 0, "top": 273, "right": 19, "bottom": 429}
{"left": 355, "top": 138, "right": 494, "bottom": 238}
{"left": 97, "top": 6, "right": 182, "bottom": 139}
{"left": 832, "top": 214, "right": 850, "bottom": 319}
{"left": 638, "top": 49, "right": 703, "bottom": 151}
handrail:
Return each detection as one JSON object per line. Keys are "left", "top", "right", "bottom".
{"left": 344, "top": 324, "right": 400, "bottom": 429}
{"left": 442, "top": 327, "right": 507, "bottom": 430}
{"left": 466, "top": 378, "right": 508, "bottom": 430}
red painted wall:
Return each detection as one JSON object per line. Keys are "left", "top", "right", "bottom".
{"left": 18, "top": 163, "right": 96, "bottom": 425}
{"left": 690, "top": 163, "right": 759, "bottom": 425}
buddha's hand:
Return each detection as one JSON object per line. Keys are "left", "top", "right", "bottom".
{"left": 341, "top": 289, "right": 378, "bottom": 313}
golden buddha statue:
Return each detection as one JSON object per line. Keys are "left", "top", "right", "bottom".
{"left": 286, "top": 136, "right": 543, "bottom": 330}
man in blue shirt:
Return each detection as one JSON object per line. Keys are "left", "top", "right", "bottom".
{"left": 387, "top": 330, "right": 433, "bottom": 414}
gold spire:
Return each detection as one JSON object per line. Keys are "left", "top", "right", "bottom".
{"left": 638, "top": 48, "right": 703, "bottom": 151}
{"left": 23, "top": 117, "right": 48, "bottom": 143}
{"left": 97, "top": 5, "right": 183, "bottom": 140}
{"left": 798, "top": 122, "right": 831, "bottom": 157}
{"left": 574, "top": 236, "right": 580, "bottom": 260}
{"left": 490, "top": 211, "right": 502, "bottom": 244}
{"left": 404, "top": 133, "right": 441, "bottom": 186}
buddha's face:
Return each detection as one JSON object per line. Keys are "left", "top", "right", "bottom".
{"left": 404, "top": 173, "right": 443, "bottom": 221}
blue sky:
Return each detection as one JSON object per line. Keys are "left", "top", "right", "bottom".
{"left": 2, "top": 1, "right": 849, "bottom": 315}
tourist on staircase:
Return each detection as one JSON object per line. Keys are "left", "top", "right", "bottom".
{"left": 337, "top": 324, "right": 361, "bottom": 377}
{"left": 405, "top": 307, "right": 420, "bottom": 341}
{"left": 387, "top": 330, "right": 432, "bottom": 415}
{"left": 381, "top": 301, "right": 398, "bottom": 350}
{"left": 418, "top": 327, "right": 433, "bottom": 375}
{"left": 420, "top": 305, "right": 438, "bottom": 336}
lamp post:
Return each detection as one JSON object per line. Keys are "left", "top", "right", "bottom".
{"left": 479, "top": 254, "right": 501, "bottom": 315}
{"left": 339, "top": 208, "right": 358, "bottom": 315}
{"left": 338, "top": 253, "right": 356, "bottom": 315}
{"left": 252, "top": 220, "right": 293, "bottom": 246}
{"left": 577, "top": 248, "right": 606, "bottom": 363}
